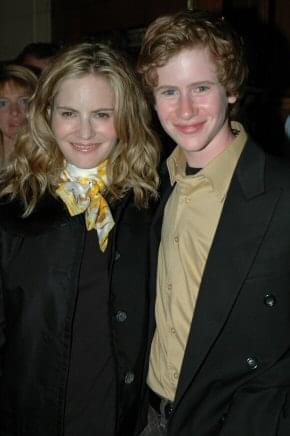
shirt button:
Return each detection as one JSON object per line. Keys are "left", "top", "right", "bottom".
{"left": 264, "top": 293, "right": 276, "bottom": 307}
{"left": 115, "top": 310, "right": 127, "bottom": 322}
{"left": 173, "top": 371, "right": 179, "bottom": 379}
{"left": 246, "top": 356, "right": 258, "bottom": 370}
{"left": 170, "top": 327, "right": 176, "bottom": 335}
{"left": 124, "top": 371, "right": 135, "bottom": 384}
{"left": 174, "top": 236, "right": 179, "bottom": 243}
{"left": 167, "top": 284, "right": 172, "bottom": 291}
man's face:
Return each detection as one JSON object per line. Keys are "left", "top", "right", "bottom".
{"left": 23, "top": 55, "right": 51, "bottom": 72}
{"left": 153, "top": 47, "right": 237, "bottom": 167}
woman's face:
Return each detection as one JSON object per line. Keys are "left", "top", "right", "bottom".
{"left": 0, "top": 80, "right": 30, "bottom": 154}
{"left": 51, "top": 73, "right": 117, "bottom": 169}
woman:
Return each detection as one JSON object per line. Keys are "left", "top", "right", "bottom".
{"left": 0, "top": 42, "right": 159, "bottom": 436}
{"left": 0, "top": 63, "right": 37, "bottom": 164}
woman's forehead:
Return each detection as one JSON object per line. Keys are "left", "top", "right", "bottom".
{"left": 0, "top": 79, "right": 30, "bottom": 96}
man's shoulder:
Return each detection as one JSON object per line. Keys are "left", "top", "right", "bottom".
{"left": 239, "top": 137, "right": 290, "bottom": 189}
{"left": 264, "top": 151, "right": 290, "bottom": 189}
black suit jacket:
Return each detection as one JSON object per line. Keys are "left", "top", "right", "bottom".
{"left": 0, "top": 192, "right": 153, "bottom": 436}
{"left": 146, "top": 138, "right": 290, "bottom": 435}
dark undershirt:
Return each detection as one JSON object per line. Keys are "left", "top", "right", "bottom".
{"left": 64, "top": 229, "right": 117, "bottom": 436}
{"left": 185, "top": 164, "right": 201, "bottom": 175}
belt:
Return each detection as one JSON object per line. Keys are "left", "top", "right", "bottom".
{"left": 149, "top": 388, "right": 174, "bottom": 420}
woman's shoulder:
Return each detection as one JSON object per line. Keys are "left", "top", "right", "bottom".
{"left": 0, "top": 193, "right": 71, "bottom": 236}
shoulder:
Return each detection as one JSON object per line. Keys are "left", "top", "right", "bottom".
{"left": 238, "top": 137, "right": 290, "bottom": 190}
{"left": 0, "top": 193, "right": 72, "bottom": 235}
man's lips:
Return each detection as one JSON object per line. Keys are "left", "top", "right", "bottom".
{"left": 174, "top": 121, "right": 205, "bottom": 134}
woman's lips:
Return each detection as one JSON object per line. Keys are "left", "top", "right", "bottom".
{"left": 71, "top": 142, "right": 99, "bottom": 152}
{"left": 9, "top": 122, "right": 22, "bottom": 129}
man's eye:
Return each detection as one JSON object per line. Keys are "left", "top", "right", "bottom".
{"left": 196, "top": 85, "right": 210, "bottom": 93}
{"left": 161, "top": 89, "right": 176, "bottom": 96}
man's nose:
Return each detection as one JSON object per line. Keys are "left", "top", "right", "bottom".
{"left": 177, "top": 93, "right": 197, "bottom": 120}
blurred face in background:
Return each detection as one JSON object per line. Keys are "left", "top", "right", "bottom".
{"left": 0, "top": 80, "right": 31, "bottom": 159}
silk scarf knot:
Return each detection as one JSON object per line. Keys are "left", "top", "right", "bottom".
{"left": 55, "top": 160, "right": 114, "bottom": 251}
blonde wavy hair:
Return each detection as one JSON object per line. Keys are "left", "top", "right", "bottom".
{"left": 0, "top": 42, "right": 160, "bottom": 214}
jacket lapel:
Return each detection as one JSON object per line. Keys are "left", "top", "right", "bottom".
{"left": 174, "top": 141, "right": 283, "bottom": 405}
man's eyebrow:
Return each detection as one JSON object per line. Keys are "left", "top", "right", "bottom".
{"left": 155, "top": 80, "right": 217, "bottom": 91}
{"left": 154, "top": 85, "right": 178, "bottom": 92}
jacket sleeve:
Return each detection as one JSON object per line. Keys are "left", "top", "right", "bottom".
{"left": 0, "top": 270, "right": 6, "bottom": 377}
{"left": 220, "top": 352, "right": 290, "bottom": 436}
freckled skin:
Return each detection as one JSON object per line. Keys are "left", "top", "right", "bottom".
{"left": 154, "top": 47, "right": 237, "bottom": 168}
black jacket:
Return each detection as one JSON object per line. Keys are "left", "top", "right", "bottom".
{"left": 142, "top": 139, "right": 290, "bottom": 435}
{"left": 0, "top": 192, "right": 152, "bottom": 436}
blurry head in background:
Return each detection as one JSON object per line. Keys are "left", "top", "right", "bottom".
{"left": 0, "top": 64, "right": 37, "bottom": 164}
{"left": 16, "top": 42, "right": 60, "bottom": 76}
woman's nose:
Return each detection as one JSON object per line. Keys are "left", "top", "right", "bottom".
{"left": 79, "top": 118, "right": 94, "bottom": 139}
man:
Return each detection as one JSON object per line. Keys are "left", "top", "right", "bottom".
{"left": 16, "top": 42, "right": 60, "bottom": 75}
{"left": 137, "top": 9, "right": 290, "bottom": 436}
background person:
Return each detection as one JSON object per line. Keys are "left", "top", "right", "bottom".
{"left": 137, "top": 9, "right": 290, "bottom": 436}
{"left": 0, "top": 42, "right": 159, "bottom": 436}
{"left": 16, "top": 41, "right": 61, "bottom": 75}
{"left": 0, "top": 63, "right": 37, "bottom": 165}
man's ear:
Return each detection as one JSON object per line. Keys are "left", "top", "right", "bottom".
{"left": 228, "top": 94, "right": 238, "bottom": 104}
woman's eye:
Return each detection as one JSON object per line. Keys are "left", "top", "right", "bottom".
{"left": 95, "top": 112, "right": 111, "bottom": 119}
{"left": 0, "top": 99, "right": 9, "bottom": 109}
{"left": 18, "top": 97, "right": 29, "bottom": 107}
{"left": 61, "top": 111, "right": 74, "bottom": 118}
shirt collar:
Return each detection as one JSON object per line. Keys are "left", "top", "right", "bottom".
{"left": 167, "top": 122, "right": 247, "bottom": 201}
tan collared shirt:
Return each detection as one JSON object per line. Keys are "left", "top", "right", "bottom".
{"left": 148, "top": 122, "right": 247, "bottom": 401}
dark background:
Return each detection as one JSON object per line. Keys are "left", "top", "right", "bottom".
{"left": 51, "top": 0, "right": 290, "bottom": 155}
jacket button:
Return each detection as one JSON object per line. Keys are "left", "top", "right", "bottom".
{"left": 264, "top": 293, "right": 276, "bottom": 307}
{"left": 246, "top": 356, "right": 258, "bottom": 370}
{"left": 164, "top": 402, "right": 174, "bottom": 418}
{"left": 115, "top": 310, "right": 127, "bottom": 322}
{"left": 124, "top": 371, "right": 135, "bottom": 384}
{"left": 114, "top": 250, "right": 121, "bottom": 261}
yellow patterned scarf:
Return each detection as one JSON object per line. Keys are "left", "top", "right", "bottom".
{"left": 55, "top": 160, "right": 114, "bottom": 252}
